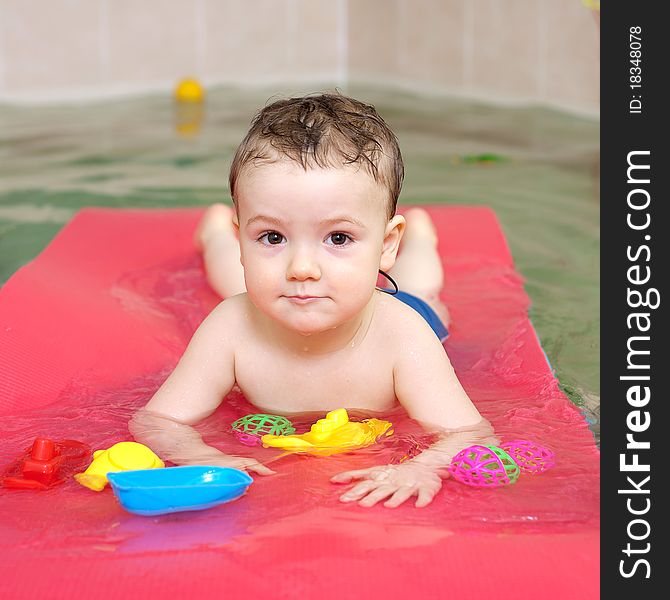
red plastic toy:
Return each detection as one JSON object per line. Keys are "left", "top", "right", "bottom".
{"left": 1, "top": 437, "right": 92, "bottom": 490}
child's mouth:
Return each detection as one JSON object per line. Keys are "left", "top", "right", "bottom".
{"left": 285, "top": 295, "right": 324, "bottom": 304}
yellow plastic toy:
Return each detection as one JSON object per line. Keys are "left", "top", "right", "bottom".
{"left": 74, "top": 442, "right": 164, "bottom": 492}
{"left": 261, "top": 408, "right": 393, "bottom": 457}
{"left": 174, "top": 78, "right": 205, "bottom": 103}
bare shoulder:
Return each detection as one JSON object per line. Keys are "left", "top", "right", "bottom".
{"left": 200, "top": 293, "right": 252, "bottom": 333}
{"left": 142, "top": 295, "right": 252, "bottom": 422}
{"left": 373, "top": 290, "right": 444, "bottom": 356}
{"left": 181, "top": 294, "right": 254, "bottom": 357}
{"left": 376, "top": 292, "right": 482, "bottom": 428}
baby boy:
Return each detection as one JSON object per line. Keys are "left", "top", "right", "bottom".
{"left": 130, "top": 93, "right": 494, "bottom": 508}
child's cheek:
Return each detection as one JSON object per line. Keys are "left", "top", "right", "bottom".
{"left": 342, "top": 253, "right": 383, "bottom": 287}
{"left": 246, "top": 267, "right": 275, "bottom": 293}
{"left": 241, "top": 256, "right": 274, "bottom": 293}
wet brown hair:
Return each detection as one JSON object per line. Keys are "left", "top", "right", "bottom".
{"left": 229, "top": 92, "right": 404, "bottom": 220}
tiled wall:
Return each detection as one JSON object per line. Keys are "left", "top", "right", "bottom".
{"left": 0, "top": 0, "right": 599, "bottom": 114}
{"left": 348, "top": 0, "right": 599, "bottom": 115}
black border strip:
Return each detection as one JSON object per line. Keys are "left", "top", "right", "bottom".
{"left": 601, "top": 4, "right": 667, "bottom": 595}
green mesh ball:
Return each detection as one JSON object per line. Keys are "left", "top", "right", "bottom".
{"left": 231, "top": 414, "right": 296, "bottom": 446}
{"left": 487, "top": 445, "right": 521, "bottom": 483}
{"left": 448, "top": 444, "right": 521, "bottom": 487}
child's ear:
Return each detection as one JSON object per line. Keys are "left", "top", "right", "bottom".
{"left": 231, "top": 209, "right": 243, "bottom": 266}
{"left": 232, "top": 209, "right": 240, "bottom": 241}
{"left": 379, "top": 214, "right": 406, "bottom": 272}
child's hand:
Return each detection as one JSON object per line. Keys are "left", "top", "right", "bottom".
{"left": 181, "top": 451, "right": 276, "bottom": 476}
{"left": 330, "top": 462, "right": 445, "bottom": 508}
{"left": 218, "top": 456, "right": 276, "bottom": 476}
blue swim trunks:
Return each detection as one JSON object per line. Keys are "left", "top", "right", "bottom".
{"left": 381, "top": 289, "right": 449, "bottom": 342}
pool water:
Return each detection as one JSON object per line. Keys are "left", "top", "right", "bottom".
{"left": 0, "top": 85, "right": 599, "bottom": 442}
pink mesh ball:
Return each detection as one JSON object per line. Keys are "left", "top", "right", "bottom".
{"left": 233, "top": 431, "right": 263, "bottom": 447}
{"left": 448, "top": 445, "right": 520, "bottom": 487}
{"left": 501, "top": 440, "right": 555, "bottom": 474}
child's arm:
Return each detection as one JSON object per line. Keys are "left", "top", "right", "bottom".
{"left": 331, "top": 311, "right": 495, "bottom": 506}
{"left": 392, "top": 322, "right": 497, "bottom": 469}
{"left": 129, "top": 302, "right": 274, "bottom": 476}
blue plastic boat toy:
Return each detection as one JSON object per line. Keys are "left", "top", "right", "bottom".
{"left": 107, "top": 465, "right": 253, "bottom": 515}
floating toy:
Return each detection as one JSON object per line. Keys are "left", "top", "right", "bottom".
{"left": 448, "top": 444, "right": 520, "bottom": 487}
{"left": 174, "top": 78, "right": 205, "bottom": 103}
{"left": 74, "top": 441, "right": 164, "bottom": 492}
{"left": 107, "top": 466, "right": 253, "bottom": 516}
{"left": 501, "top": 440, "right": 555, "bottom": 474}
{"left": 232, "top": 414, "right": 296, "bottom": 446}
{"left": 1, "top": 437, "right": 91, "bottom": 490}
{"left": 261, "top": 408, "right": 393, "bottom": 457}
{"left": 461, "top": 153, "right": 506, "bottom": 164}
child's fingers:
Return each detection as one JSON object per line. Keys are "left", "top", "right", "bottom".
{"left": 357, "top": 485, "right": 397, "bottom": 507}
{"left": 415, "top": 485, "right": 437, "bottom": 508}
{"left": 339, "top": 480, "right": 378, "bottom": 502}
{"left": 435, "top": 467, "right": 451, "bottom": 480}
{"left": 383, "top": 486, "right": 417, "bottom": 508}
{"left": 330, "top": 468, "right": 374, "bottom": 483}
{"left": 247, "top": 462, "right": 276, "bottom": 476}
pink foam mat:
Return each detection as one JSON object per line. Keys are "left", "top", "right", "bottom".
{"left": 0, "top": 206, "right": 599, "bottom": 599}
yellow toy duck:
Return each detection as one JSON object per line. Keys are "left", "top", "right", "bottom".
{"left": 174, "top": 78, "right": 205, "bottom": 103}
{"left": 74, "top": 442, "right": 164, "bottom": 491}
{"left": 261, "top": 408, "right": 393, "bottom": 457}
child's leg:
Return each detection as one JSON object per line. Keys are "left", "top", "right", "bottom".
{"left": 387, "top": 208, "right": 451, "bottom": 326}
{"left": 194, "top": 203, "right": 246, "bottom": 298}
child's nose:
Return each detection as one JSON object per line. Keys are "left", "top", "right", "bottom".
{"left": 286, "top": 246, "right": 321, "bottom": 281}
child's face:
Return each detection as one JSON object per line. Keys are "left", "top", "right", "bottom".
{"left": 234, "top": 161, "right": 402, "bottom": 336}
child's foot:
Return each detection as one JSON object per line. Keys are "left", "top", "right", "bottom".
{"left": 402, "top": 207, "right": 439, "bottom": 248}
{"left": 431, "top": 297, "right": 451, "bottom": 330}
{"left": 194, "top": 203, "right": 247, "bottom": 297}
{"left": 194, "top": 203, "right": 236, "bottom": 251}
{"left": 398, "top": 207, "right": 451, "bottom": 327}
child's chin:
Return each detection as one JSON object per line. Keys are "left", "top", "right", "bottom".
{"left": 282, "top": 315, "right": 339, "bottom": 336}
{"left": 289, "top": 321, "right": 335, "bottom": 336}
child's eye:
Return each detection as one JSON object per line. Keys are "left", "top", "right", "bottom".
{"left": 327, "top": 232, "right": 352, "bottom": 246}
{"left": 258, "top": 231, "right": 285, "bottom": 245}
